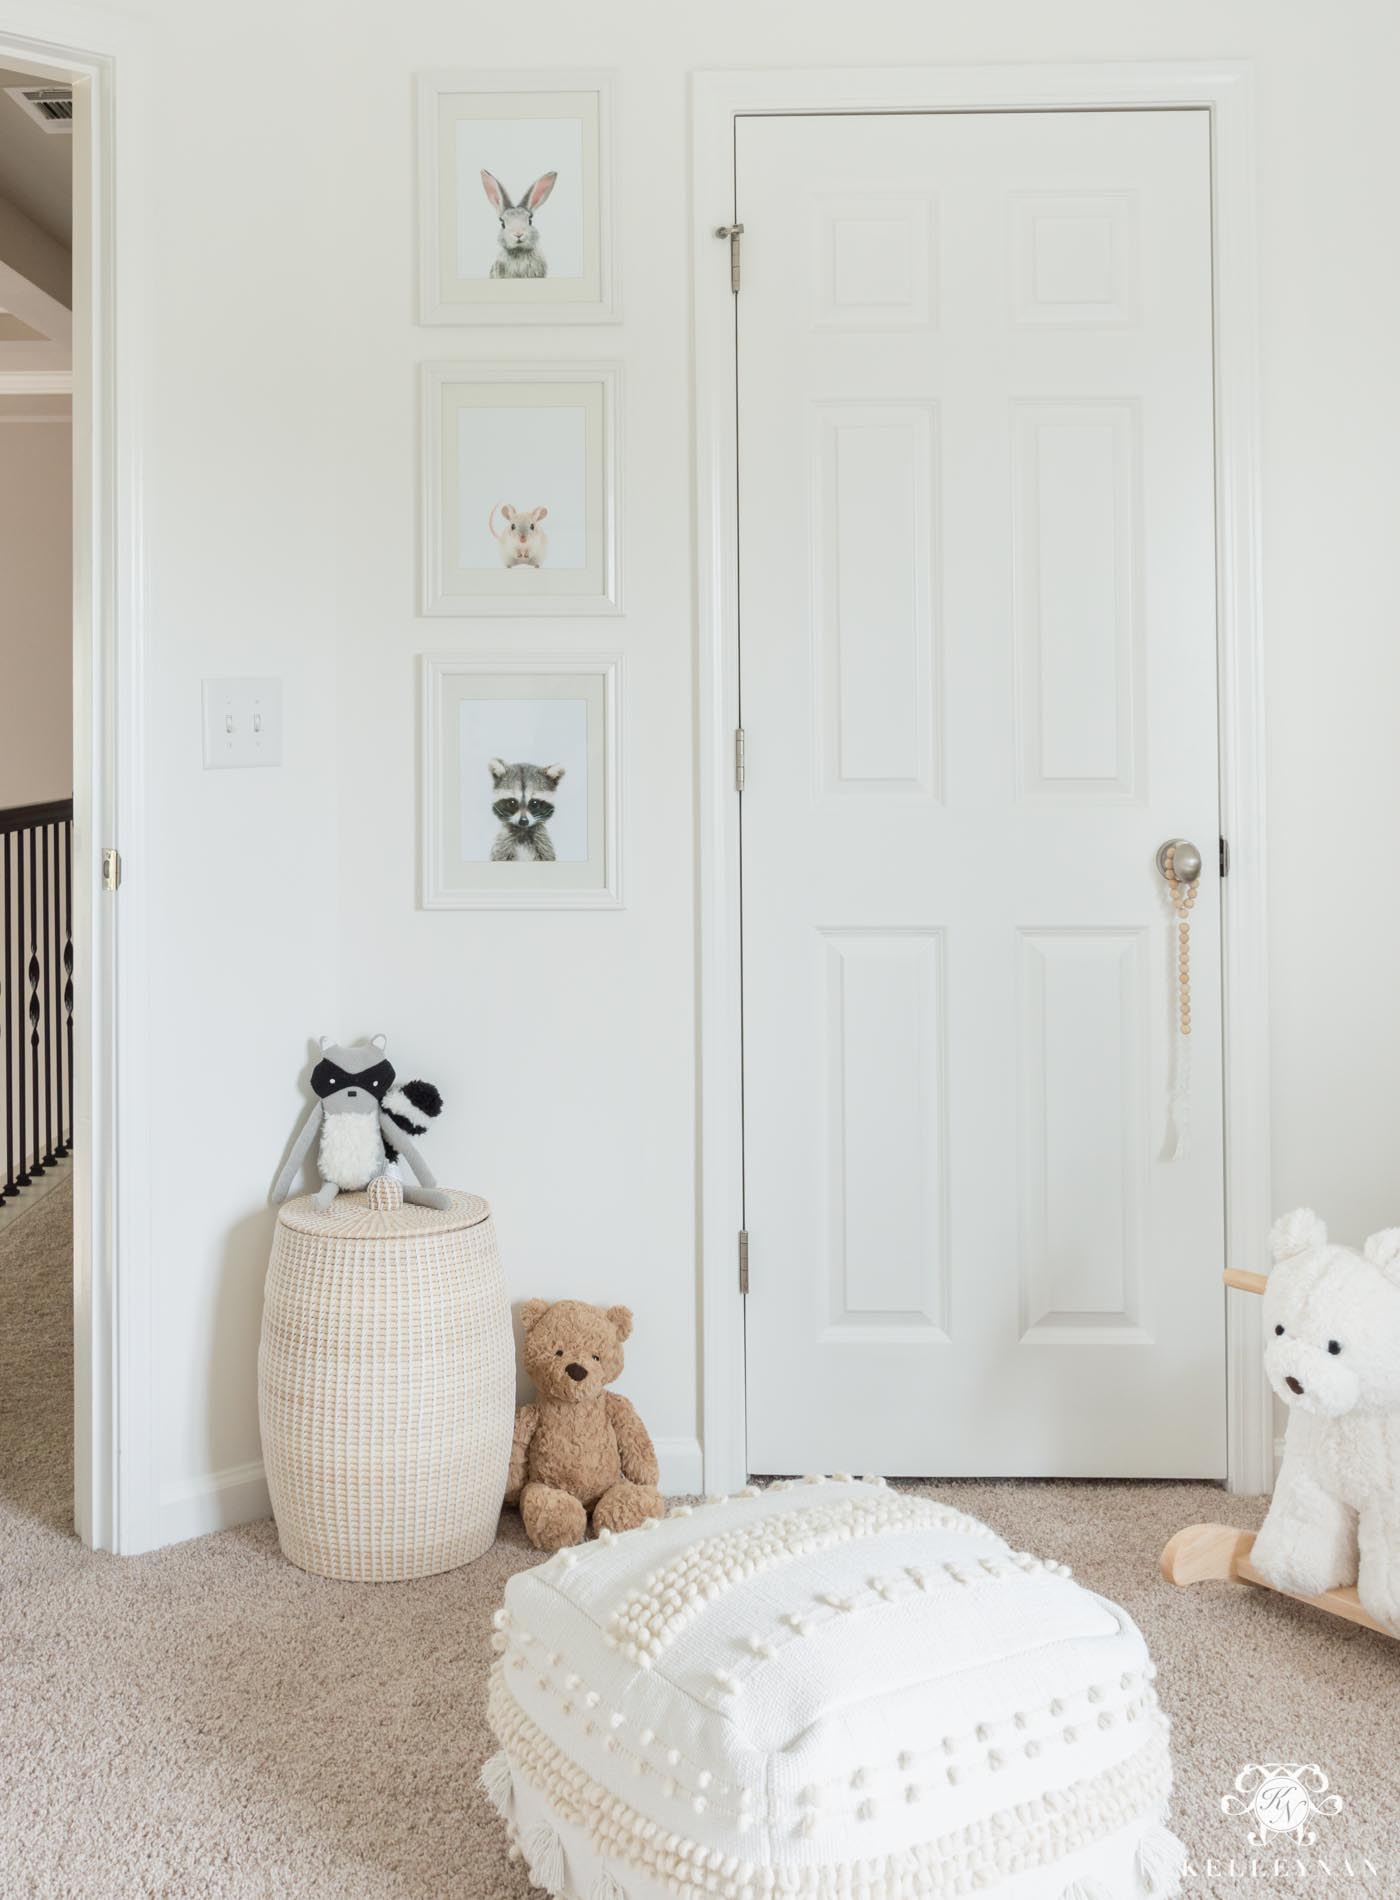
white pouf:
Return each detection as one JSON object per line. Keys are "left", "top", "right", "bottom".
{"left": 483, "top": 1478, "right": 1183, "bottom": 1900}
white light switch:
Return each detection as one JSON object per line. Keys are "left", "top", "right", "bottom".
{"left": 202, "top": 678, "right": 284, "bottom": 769}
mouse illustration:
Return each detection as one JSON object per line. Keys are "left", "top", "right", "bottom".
{"left": 490, "top": 503, "right": 549, "bottom": 569}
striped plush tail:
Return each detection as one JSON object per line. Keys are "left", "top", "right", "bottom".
{"left": 383, "top": 1078, "right": 443, "bottom": 1139}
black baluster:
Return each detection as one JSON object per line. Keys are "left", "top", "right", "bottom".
{"left": 55, "top": 822, "right": 69, "bottom": 1159}
{"left": 42, "top": 820, "right": 54, "bottom": 1166}
{"left": 28, "top": 822, "right": 44, "bottom": 1178}
{"left": 63, "top": 819, "right": 73, "bottom": 1159}
{"left": 15, "top": 831, "right": 28, "bottom": 1189}
{"left": 1, "top": 832, "right": 10, "bottom": 1203}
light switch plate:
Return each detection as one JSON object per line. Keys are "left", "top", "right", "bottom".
{"left": 202, "top": 678, "right": 283, "bottom": 769}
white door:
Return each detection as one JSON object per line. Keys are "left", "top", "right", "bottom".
{"left": 738, "top": 108, "right": 1225, "bottom": 1477}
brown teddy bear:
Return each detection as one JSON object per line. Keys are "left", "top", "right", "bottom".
{"left": 505, "top": 1298, "right": 666, "bottom": 1551}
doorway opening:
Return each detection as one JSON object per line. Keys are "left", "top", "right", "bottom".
{"left": 0, "top": 54, "right": 77, "bottom": 1549}
{"left": 0, "top": 24, "right": 133, "bottom": 1555}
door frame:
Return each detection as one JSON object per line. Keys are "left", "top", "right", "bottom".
{"left": 1, "top": 10, "right": 155, "bottom": 1550}
{"left": 692, "top": 62, "right": 1272, "bottom": 1496}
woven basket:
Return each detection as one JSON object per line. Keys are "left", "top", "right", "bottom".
{"left": 258, "top": 1176, "right": 513, "bottom": 1581}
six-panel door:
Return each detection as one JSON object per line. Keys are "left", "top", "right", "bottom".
{"left": 737, "top": 108, "right": 1226, "bottom": 1476}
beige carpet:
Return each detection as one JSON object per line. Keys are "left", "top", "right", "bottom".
{"left": 3, "top": 1184, "right": 1397, "bottom": 1898}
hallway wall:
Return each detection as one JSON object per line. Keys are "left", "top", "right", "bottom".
{"left": 0, "top": 403, "right": 70, "bottom": 809}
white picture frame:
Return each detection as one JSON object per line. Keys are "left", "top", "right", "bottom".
{"left": 420, "top": 359, "right": 622, "bottom": 617}
{"left": 417, "top": 68, "right": 619, "bottom": 326}
{"left": 420, "top": 653, "right": 623, "bottom": 910}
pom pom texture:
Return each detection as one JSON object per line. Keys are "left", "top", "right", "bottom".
{"left": 482, "top": 1479, "right": 1176, "bottom": 1900}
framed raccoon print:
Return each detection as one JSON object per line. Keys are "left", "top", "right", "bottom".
{"left": 420, "top": 654, "right": 623, "bottom": 910}
{"left": 417, "top": 70, "right": 619, "bottom": 325}
{"left": 421, "top": 361, "right": 622, "bottom": 616}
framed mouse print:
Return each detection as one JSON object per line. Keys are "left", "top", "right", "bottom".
{"left": 420, "top": 360, "right": 622, "bottom": 616}
{"left": 420, "top": 654, "right": 623, "bottom": 910}
{"left": 417, "top": 69, "right": 619, "bottom": 325}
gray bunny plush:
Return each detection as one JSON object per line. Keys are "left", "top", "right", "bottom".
{"left": 271, "top": 1036, "right": 450, "bottom": 1211}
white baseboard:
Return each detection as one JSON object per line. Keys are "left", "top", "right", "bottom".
{"left": 158, "top": 1459, "right": 270, "bottom": 1548}
{"left": 655, "top": 1435, "right": 704, "bottom": 1497}
{"left": 156, "top": 1434, "right": 705, "bottom": 1549}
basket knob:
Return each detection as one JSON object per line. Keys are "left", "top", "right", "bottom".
{"left": 366, "top": 1175, "right": 404, "bottom": 1214}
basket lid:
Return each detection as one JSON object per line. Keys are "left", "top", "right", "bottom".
{"left": 276, "top": 1180, "right": 490, "bottom": 1239}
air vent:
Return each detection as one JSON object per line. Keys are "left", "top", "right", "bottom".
{"left": 4, "top": 85, "right": 75, "bottom": 133}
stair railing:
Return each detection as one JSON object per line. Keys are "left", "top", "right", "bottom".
{"left": 1, "top": 799, "right": 74, "bottom": 1205}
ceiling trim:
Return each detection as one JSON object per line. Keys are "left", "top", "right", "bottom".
{"left": 0, "top": 365, "right": 70, "bottom": 390}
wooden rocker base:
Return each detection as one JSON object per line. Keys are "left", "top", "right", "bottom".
{"left": 1160, "top": 1522, "right": 1393, "bottom": 1637}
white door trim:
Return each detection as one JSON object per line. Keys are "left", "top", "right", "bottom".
{"left": 692, "top": 62, "right": 1272, "bottom": 1496}
{"left": 1, "top": 11, "right": 155, "bottom": 1550}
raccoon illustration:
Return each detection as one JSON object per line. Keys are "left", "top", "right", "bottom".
{"left": 489, "top": 758, "right": 565, "bottom": 862}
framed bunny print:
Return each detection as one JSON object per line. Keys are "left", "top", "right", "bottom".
{"left": 417, "top": 70, "right": 619, "bottom": 325}
{"left": 420, "top": 654, "right": 623, "bottom": 909}
{"left": 420, "top": 360, "right": 622, "bottom": 616}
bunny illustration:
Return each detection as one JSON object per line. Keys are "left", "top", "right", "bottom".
{"left": 480, "top": 170, "right": 557, "bottom": 279}
{"left": 490, "top": 503, "right": 549, "bottom": 569}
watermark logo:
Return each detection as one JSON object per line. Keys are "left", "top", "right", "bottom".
{"left": 1179, "top": 1759, "right": 1375, "bottom": 1885}
{"left": 1221, "top": 1764, "right": 1345, "bottom": 1847}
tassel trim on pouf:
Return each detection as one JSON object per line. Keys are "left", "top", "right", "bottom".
{"left": 494, "top": 1799, "right": 1177, "bottom": 1900}
{"left": 487, "top": 1700, "right": 1179, "bottom": 1900}
{"left": 1134, "top": 1822, "right": 1187, "bottom": 1896}
{"left": 488, "top": 1662, "right": 1174, "bottom": 1900}
{"left": 479, "top": 1750, "right": 514, "bottom": 1821}
{"left": 499, "top": 1811, "right": 633, "bottom": 1900}
{"left": 526, "top": 1823, "right": 567, "bottom": 1894}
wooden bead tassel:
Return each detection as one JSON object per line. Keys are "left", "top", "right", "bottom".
{"left": 1164, "top": 848, "right": 1197, "bottom": 1038}
{"left": 1162, "top": 846, "right": 1197, "bottom": 1162}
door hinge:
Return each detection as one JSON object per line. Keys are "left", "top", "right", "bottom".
{"left": 738, "top": 1229, "right": 750, "bottom": 1295}
{"left": 716, "top": 222, "right": 744, "bottom": 293}
{"left": 735, "top": 726, "right": 746, "bottom": 792}
{"left": 1219, "top": 836, "right": 1230, "bottom": 878}
{"left": 102, "top": 848, "right": 122, "bottom": 891}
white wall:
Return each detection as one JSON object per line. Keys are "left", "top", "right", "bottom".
{"left": 130, "top": 6, "right": 344, "bottom": 1540}
{"left": 332, "top": 31, "right": 704, "bottom": 1497}
{"left": 0, "top": 405, "right": 70, "bottom": 809}
{"left": 122, "top": 0, "right": 1400, "bottom": 1542}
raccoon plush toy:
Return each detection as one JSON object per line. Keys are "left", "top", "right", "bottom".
{"left": 271, "top": 1036, "right": 449, "bottom": 1211}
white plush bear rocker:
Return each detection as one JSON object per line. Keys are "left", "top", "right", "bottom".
{"left": 1252, "top": 1208, "right": 1400, "bottom": 1633}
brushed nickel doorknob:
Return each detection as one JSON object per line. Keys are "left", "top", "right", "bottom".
{"left": 1155, "top": 838, "right": 1202, "bottom": 883}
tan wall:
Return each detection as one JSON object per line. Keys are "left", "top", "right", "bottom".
{"left": 0, "top": 405, "right": 70, "bottom": 809}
